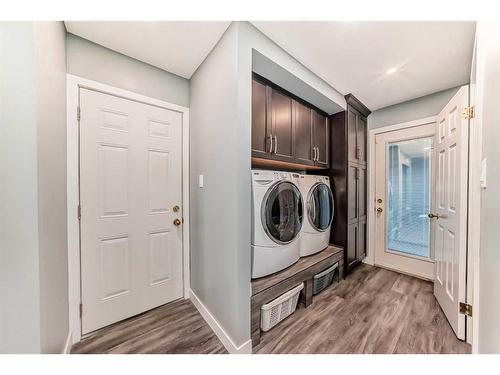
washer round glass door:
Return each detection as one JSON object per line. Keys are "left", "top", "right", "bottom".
{"left": 308, "top": 183, "right": 334, "bottom": 231}
{"left": 262, "top": 181, "right": 303, "bottom": 244}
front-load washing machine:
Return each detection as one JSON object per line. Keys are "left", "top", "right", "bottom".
{"left": 251, "top": 169, "right": 303, "bottom": 278}
{"left": 298, "top": 174, "right": 334, "bottom": 257}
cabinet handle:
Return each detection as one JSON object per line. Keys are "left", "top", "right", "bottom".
{"left": 312, "top": 147, "right": 316, "bottom": 161}
{"left": 268, "top": 134, "right": 273, "bottom": 153}
{"left": 274, "top": 135, "right": 278, "bottom": 154}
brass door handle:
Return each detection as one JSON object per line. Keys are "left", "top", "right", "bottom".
{"left": 428, "top": 213, "right": 446, "bottom": 219}
{"left": 377, "top": 207, "right": 383, "bottom": 213}
{"left": 173, "top": 218, "right": 181, "bottom": 226}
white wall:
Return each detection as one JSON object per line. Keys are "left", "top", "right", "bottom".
{"left": 66, "top": 33, "right": 189, "bottom": 107}
{"left": 34, "top": 21, "right": 69, "bottom": 354}
{"left": 0, "top": 22, "right": 41, "bottom": 353}
{"left": 368, "top": 86, "right": 461, "bottom": 129}
{"left": 0, "top": 21, "right": 68, "bottom": 354}
{"left": 475, "top": 22, "right": 500, "bottom": 354}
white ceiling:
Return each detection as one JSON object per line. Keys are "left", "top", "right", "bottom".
{"left": 251, "top": 21, "right": 476, "bottom": 110}
{"left": 65, "top": 21, "right": 476, "bottom": 111}
{"left": 65, "top": 21, "right": 231, "bottom": 79}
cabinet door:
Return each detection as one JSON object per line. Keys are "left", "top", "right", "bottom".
{"left": 251, "top": 80, "right": 271, "bottom": 158}
{"left": 313, "top": 111, "right": 329, "bottom": 168}
{"left": 270, "top": 89, "right": 294, "bottom": 162}
{"left": 357, "top": 219, "right": 367, "bottom": 261}
{"left": 357, "top": 115, "right": 367, "bottom": 164}
{"left": 347, "top": 163, "right": 359, "bottom": 224}
{"left": 293, "top": 101, "right": 314, "bottom": 165}
{"left": 347, "top": 222, "right": 358, "bottom": 268}
{"left": 347, "top": 108, "right": 358, "bottom": 163}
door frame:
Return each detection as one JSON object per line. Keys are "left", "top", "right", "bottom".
{"left": 366, "top": 116, "right": 437, "bottom": 268}
{"left": 372, "top": 122, "right": 437, "bottom": 280}
{"left": 66, "top": 74, "right": 190, "bottom": 345}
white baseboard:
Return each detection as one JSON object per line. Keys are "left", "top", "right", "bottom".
{"left": 62, "top": 331, "right": 73, "bottom": 354}
{"left": 189, "top": 289, "right": 252, "bottom": 354}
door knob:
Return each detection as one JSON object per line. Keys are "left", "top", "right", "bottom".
{"left": 377, "top": 207, "right": 383, "bottom": 213}
{"left": 428, "top": 213, "right": 445, "bottom": 219}
{"left": 173, "top": 218, "right": 181, "bottom": 226}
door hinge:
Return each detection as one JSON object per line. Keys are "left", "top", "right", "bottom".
{"left": 463, "top": 106, "right": 475, "bottom": 120}
{"left": 77, "top": 205, "right": 81, "bottom": 221}
{"left": 459, "top": 302, "right": 472, "bottom": 317}
{"left": 77, "top": 106, "right": 81, "bottom": 122}
{"left": 79, "top": 303, "right": 83, "bottom": 318}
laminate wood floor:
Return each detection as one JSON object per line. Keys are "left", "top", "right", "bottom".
{"left": 254, "top": 264, "right": 471, "bottom": 354}
{"left": 71, "top": 299, "right": 227, "bottom": 354}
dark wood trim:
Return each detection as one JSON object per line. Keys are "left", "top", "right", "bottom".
{"left": 345, "top": 93, "right": 371, "bottom": 117}
{"left": 251, "top": 157, "right": 325, "bottom": 172}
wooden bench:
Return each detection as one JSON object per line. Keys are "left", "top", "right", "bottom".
{"left": 250, "top": 245, "right": 344, "bottom": 347}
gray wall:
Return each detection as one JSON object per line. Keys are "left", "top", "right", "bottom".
{"left": 0, "top": 22, "right": 41, "bottom": 353}
{"left": 368, "top": 86, "right": 462, "bottom": 130}
{"left": 34, "top": 21, "right": 69, "bottom": 354}
{"left": 476, "top": 22, "right": 500, "bottom": 353}
{"left": 0, "top": 21, "right": 68, "bottom": 354}
{"left": 190, "top": 23, "right": 251, "bottom": 348}
{"left": 66, "top": 33, "right": 189, "bottom": 107}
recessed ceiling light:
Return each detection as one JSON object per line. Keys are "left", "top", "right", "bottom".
{"left": 386, "top": 67, "right": 398, "bottom": 75}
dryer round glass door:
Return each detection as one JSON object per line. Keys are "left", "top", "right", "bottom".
{"left": 308, "top": 183, "right": 334, "bottom": 231}
{"left": 262, "top": 181, "right": 303, "bottom": 244}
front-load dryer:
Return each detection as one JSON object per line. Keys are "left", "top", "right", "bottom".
{"left": 298, "top": 174, "right": 334, "bottom": 257}
{"left": 251, "top": 170, "right": 303, "bottom": 278}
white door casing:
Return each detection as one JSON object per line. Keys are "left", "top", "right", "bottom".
{"left": 374, "top": 123, "right": 436, "bottom": 280}
{"left": 80, "top": 88, "right": 184, "bottom": 334}
{"left": 433, "top": 86, "right": 469, "bottom": 340}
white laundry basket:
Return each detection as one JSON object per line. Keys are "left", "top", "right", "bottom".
{"left": 260, "top": 283, "right": 304, "bottom": 332}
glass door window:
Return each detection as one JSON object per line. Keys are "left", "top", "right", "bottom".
{"left": 386, "top": 137, "right": 433, "bottom": 258}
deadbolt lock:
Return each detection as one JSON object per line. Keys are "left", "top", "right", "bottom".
{"left": 173, "top": 218, "right": 181, "bottom": 226}
{"left": 377, "top": 207, "right": 383, "bottom": 213}
{"left": 377, "top": 198, "right": 383, "bottom": 203}
{"left": 173, "top": 205, "right": 180, "bottom": 213}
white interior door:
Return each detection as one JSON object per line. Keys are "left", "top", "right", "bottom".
{"left": 433, "top": 86, "right": 469, "bottom": 340}
{"left": 80, "top": 88, "right": 184, "bottom": 334}
{"left": 374, "top": 123, "right": 436, "bottom": 280}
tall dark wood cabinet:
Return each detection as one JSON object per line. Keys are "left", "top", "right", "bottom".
{"left": 330, "top": 94, "right": 371, "bottom": 274}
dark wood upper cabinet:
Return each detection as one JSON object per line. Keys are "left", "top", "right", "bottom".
{"left": 251, "top": 75, "right": 329, "bottom": 169}
{"left": 293, "top": 101, "right": 314, "bottom": 166}
{"left": 313, "top": 111, "right": 329, "bottom": 168}
{"left": 270, "top": 89, "right": 294, "bottom": 162}
{"left": 329, "top": 94, "right": 371, "bottom": 275}
{"left": 251, "top": 80, "right": 271, "bottom": 158}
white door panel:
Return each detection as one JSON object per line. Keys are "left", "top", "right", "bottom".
{"left": 80, "top": 89, "right": 183, "bottom": 334}
{"left": 433, "top": 86, "right": 469, "bottom": 340}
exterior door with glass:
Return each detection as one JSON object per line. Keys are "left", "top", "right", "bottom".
{"left": 374, "top": 123, "right": 436, "bottom": 280}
